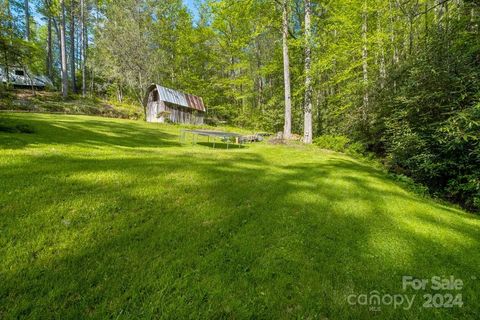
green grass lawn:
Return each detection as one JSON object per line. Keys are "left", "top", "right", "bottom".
{"left": 0, "top": 113, "right": 479, "bottom": 319}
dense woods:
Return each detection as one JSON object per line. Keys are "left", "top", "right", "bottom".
{"left": 1, "top": 0, "right": 479, "bottom": 211}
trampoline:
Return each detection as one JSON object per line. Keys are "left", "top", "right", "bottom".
{"left": 180, "top": 129, "right": 243, "bottom": 149}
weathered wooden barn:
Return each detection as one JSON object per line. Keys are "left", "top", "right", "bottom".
{"left": 144, "top": 84, "right": 206, "bottom": 124}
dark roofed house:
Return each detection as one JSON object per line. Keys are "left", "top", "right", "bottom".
{"left": 144, "top": 84, "right": 206, "bottom": 125}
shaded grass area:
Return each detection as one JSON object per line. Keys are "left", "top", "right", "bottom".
{"left": 0, "top": 113, "right": 479, "bottom": 319}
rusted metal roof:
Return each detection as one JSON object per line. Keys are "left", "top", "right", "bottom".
{"left": 147, "top": 84, "right": 206, "bottom": 112}
{"left": 185, "top": 94, "right": 205, "bottom": 112}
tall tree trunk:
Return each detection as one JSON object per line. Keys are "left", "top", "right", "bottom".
{"left": 282, "top": 0, "right": 292, "bottom": 139}
{"left": 303, "top": 0, "right": 313, "bottom": 144}
{"left": 4, "top": 0, "right": 13, "bottom": 87}
{"left": 361, "top": 1, "right": 369, "bottom": 123}
{"left": 90, "top": 0, "right": 100, "bottom": 96}
{"left": 425, "top": 1, "right": 429, "bottom": 47}
{"left": 24, "top": 0, "right": 30, "bottom": 40}
{"left": 3, "top": 47, "right": 10, "bottom": 87}
{"left": 80, "top": 0, "right": 87, "bottom": 97}
{"left": 47, "top": 17, "right": 53, "bottom": 80}
{"left": 435, "top": 0, "right": 445, "bottom": 31}
{"left": 445, "top": 0, "right": 450, "bottom": 49}
{"left": 472, "top": 6, "right": 478, "bottom": 33}
{"left": 378, "top": 16, "right": 386, "bottom": 88}
{"left": 389, "top": 0, "right": 399, "bottom": 64}
{"left": 60, "top": 0, "right": 69, "bottom": 98}
{"left": 409, "top": 17, "right": 414, "bottom": 55}
{"left": 70, "top": 0, "right": 76, "bottom": 93}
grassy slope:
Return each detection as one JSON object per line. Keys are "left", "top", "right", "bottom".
{"left": 0, "top": 90, "right": 141, "bottom": 119}
{"left": 0, "top": 113, "right": 479, "bottom": 319}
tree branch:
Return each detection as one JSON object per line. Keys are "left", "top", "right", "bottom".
{"left": 413, "top": 0, "right": 453, "bottom": 18}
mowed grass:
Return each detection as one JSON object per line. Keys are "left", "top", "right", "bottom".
{"left": 0, "top": 113, "right": 479, "bottom": 319}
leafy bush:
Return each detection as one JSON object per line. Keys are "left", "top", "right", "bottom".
{"left": 313, "top": 135, "right": 350, "bottom": 152}
{"left": 346, "top": 141, "right": 367, "bottom": 156}
{"left": 313, "top": 135, "right": 366, "bottom": 156}
{"left": 374, "top": 33, "right": 480, "bottom": 212}
{"left": 389, "top": 173, "right": 429, "bottom": 197}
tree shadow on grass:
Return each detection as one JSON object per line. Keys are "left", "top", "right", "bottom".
{"left": 0, "top": 114, "right": 180, "bottom": 150}
{"left": 0, "top": 151, "right": 479, "bottom": 319}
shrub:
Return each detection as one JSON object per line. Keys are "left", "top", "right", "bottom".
{"left": 313, "top": 135, "right": 350, "bottom": 152}
{"left": 389, "top": 173, "right": 429, "bottom": 197}
{"left": 313, "top": 135, "right": 366, "bottom": 156}
{"left": 346, "top": 141, "right": 367, "bottom": 156}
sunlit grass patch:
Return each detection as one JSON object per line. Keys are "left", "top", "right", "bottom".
{"left": 0, "top": 113, "right": 479, "bottom": 319}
